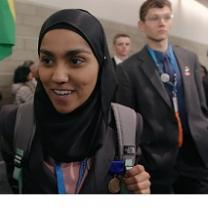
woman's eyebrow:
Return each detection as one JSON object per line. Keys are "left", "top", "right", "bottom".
{"left": 65, "top": 49, "right": 91, "bottom": 57}
{"left": 39, "top": 48, "right": 92, "bottom": 58}
{"left": 39, "top": 49, "right": 54, "bottom": 57}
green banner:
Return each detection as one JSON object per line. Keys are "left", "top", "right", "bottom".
{"left": 0, "top": 0, "right": 16, "bottom": 61}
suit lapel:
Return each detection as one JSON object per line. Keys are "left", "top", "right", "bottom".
{"left": 139, "top": 47, "right": 172, "bottom": 108}
{"left": 173, "top": 46, "right": 192, "bottom": 97}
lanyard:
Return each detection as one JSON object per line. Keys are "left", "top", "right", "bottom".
{"left": 161, "top": 72, "right": 183, "bottom": 147}
{"left": 74, "top": 159, "right": 88, "bottom": 194}
{"left": 170, "top": 74, "right": 178, "bottom": 113}
{"left": 148, "top": 47, "right": 177, "bottom": 94}
{"left": 148, "top": 47, "right": 183, "bottom": 147}
{"left": 148, "top": 47, "right": 178, "bottom": 102}
{"left": 55, "top": 159, "right": 88, "bottom": 194}
{"left": 55, "top": 164, "right": 65, "bottom": 194}
{"left": 148, "top": 47, "right": 177, "bottom": 75}
{"left": 148, "top": 47, "right": 163, "bottom": 73}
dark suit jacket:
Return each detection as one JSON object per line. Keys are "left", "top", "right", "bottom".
{"left": 0, "top": 104, "right": 143, "bottom": 194}
{"left": 203, "top": 75, "right": 208, "bottom": 106}
{"left": 111, "top": 57, "right": 117, "bottom": 68}
{"left": 116, "top": 45, "right": 208, "bottom": 181}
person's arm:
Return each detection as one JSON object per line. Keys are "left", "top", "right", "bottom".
{"left": 0, "top": 105, "right": 18, "bottom": 193}
{"left": 193, "top": 53, "right": 208, "bottom": 115}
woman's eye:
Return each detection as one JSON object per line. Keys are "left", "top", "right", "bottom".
{"left": 70, "top": 56, "right": 84, "bottom": 65}
{"left": 40, "top": 56, "right": 53, "bottom": 66}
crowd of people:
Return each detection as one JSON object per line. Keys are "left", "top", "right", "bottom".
{"left": 0, "top": 0, "right": 208, "bottom": 194}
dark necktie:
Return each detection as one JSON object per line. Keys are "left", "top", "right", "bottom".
{"left": 163, "top": 54, "right": 174, "bottom": 82}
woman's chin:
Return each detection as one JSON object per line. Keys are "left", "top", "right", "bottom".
{"left": 52, "top": 102, "right": 75, "bottom": 114}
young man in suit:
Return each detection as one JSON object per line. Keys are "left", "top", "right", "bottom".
{"left": 112, "top": 33, "right": 131, "bottom": 67}
{"left": 116, "top": 0, "right": 208, "bottom": 193}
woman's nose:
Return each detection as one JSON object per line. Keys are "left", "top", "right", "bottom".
{"left": 51, "top": 64, "right": 69, "bottom": 83}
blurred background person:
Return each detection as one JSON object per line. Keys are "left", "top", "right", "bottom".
{"left": 23, "top": 59, "right": 38, "bottom": 85}
{"left": 112, "top": 33, "right": 132, "bottom": 67}
{"left": 11, "top": 65, "right": 36, "bottom": 105}
{"left": 200, "top": 64, "right": 208, "bottom": 106}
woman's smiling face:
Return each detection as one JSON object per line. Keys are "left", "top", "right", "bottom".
{"left": 38, "top": 29, "right": 99, "bottom": 113}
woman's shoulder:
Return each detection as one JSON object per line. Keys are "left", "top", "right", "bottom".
{"left": 110, "top": 103, "right": 143, "bottom": 141}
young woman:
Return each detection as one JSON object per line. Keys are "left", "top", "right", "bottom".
{"left": 0, "top": 9, "right": 150, "bottom": 194}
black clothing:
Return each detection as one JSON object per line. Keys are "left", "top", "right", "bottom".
{"left": 0, "top": 104, "right": 143, "bottom": 194}
{"left": 202, "top": 75, "right": 208, "bottom": 106}
{"left": 35, "top": 9, "right": 117, "bottom": 162}
{"left": 116, "top": 45, "right": 208, "bottom": 193}
{"left": 111, "top": 57, "right": 117, "bottom": 68}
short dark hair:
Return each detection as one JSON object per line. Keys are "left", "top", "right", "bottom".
{"left": 139, "top": 0, "right": 172, "bottom": 21}
{"left": 13, "top": 65, "right": 31, "bottom": 83}
{"left": 23, "top": 60, "right": 34, "bottom": 67}
{"left": 113, "top": 33, "right": 131, "bottom": 44}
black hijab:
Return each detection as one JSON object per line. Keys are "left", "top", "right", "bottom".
{"left": 34, "top": 9, "right": 117, "bottom": 162}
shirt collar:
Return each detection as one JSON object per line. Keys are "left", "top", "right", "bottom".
{"left": 114, "top": 56, "right": 124, "bottom": 65}
{"left": 147, "top": 44, "right": 173, "bottom": 64}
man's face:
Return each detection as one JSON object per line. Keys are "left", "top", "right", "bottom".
{"left": 114, "top": 36, "right": 131, "bottom": 58}
{"left": 139, "top": 6, "right": 173, "bottom": 43}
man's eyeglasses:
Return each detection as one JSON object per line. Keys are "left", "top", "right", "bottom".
{"left": 145, "top": 14, "right": 174, "bottom": 22}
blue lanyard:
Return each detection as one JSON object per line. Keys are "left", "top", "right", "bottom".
{"left": 74, "top": 159, "right": 88, "bottom": 194}
{"left": 148, "top": 47, "right": 163, "bottom": 74}
{"left": 55, "top": 163, "right": 66, "bottom": 194}
{"left": 148, "top": 47, "right": 176, "bottom": 74}
{"left": 55, "top": 159, "right": 88, "bottom": 194}
{"left": 148, "top": 47, "right": 177, "bottom": 95}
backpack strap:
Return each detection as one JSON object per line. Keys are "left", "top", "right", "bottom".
{"left": 111, "top": 103, "right": 137, "bottom": 170}
{"left": 13, "top": 102, "right": 35, "bottom": 193}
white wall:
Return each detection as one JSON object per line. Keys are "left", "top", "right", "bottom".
{"left": 171, "top": 0, "right": 208, "bottom": 45}
{"left": 16, "top": 0, "right": 208, "bottom": 45}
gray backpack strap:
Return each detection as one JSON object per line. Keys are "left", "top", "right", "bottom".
{"left": 111, "top": 103, "right": 137, "bottom": 170}
{"left": 13, "top": 102, "right": 35, "bottom": 193}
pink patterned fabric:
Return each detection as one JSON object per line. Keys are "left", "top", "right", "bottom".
{"left": 44, "top": 159, "right": 91, "bottom": 194}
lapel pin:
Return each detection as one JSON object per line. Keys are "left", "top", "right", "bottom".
{"left": 184, "top": 66, "right": 191, "bottom": 76}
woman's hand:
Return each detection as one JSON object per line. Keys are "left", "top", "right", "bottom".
{"left": 124, "top": 164, "right": 151, "bottom": 194}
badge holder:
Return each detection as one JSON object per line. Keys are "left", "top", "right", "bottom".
{"left": 108, "top": 145, "right": 135, "bottom": 194}
{"left": 108, "top": 160, "right": 125, "bottom": 193}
